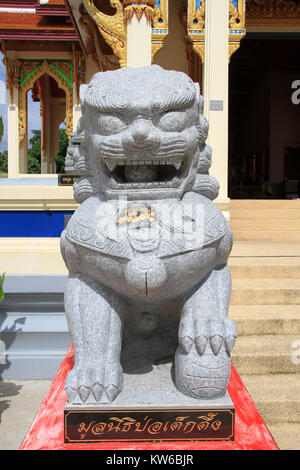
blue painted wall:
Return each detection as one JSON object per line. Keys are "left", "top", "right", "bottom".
{"left": 0, "top": 211, "right": 74, "bottom": 237}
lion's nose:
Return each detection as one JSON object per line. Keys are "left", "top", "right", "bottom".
{"left": 132, "top": 123, "right": 150, "bottom": 144}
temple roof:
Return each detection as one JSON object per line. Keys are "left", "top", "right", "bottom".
{"left": 0, "top": 1, "right": 79, "bottom": 51}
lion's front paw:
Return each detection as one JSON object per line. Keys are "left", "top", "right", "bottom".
{"left": 179, "top": 314, "right": 237, "bottom": 356}
{"left": 65, "top": 361, "right": 123, "bottom": 404}
{"left": 175, "top": 313, "right": 237, "bottom": 399}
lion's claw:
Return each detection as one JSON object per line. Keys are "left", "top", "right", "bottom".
{"left": 78, "top": 385, "right": 90, "bottom": 403}
{"left": 179, "top": 314, "right": 237, "bottom": 356}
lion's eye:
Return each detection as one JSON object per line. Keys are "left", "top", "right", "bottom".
{"left": 97, "top": 114, "right": 126, "bottom": 135}
{"left": 158, "top": 111, "right": 187, "bottom": 132}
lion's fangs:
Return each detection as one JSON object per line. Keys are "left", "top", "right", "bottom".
{"left": 108, "top": 176, "right": 181, "bottom": 190}
{"left": 104, "top": 158, "right": 183, "bottom": 172}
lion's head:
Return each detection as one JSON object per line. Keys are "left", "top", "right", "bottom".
{"left": 72, "top": 65, "right": 219, "bottom": 203}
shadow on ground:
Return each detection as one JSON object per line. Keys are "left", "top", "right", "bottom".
{"left": 0, "top": 381, "right": 22, "bottom": 424}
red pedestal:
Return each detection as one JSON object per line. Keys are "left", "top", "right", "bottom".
{"left": 20, "top": 346, "right": 278, "bottom": 450}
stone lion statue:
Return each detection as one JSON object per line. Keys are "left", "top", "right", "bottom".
{"left": 61, "top": 65, "right": 236, "bottom": 405}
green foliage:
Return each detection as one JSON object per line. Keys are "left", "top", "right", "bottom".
{"left": 0, "top": 273, "right": 5, "bottom": 303}
{"left": 55, "top": 128, "right": 69, "bottom": 173}
{"left": 0, "top": 127, "right": 69, "bottom": 175}
{"left": 0, "top": 150, "right": 8, "bottom": 173}
{"left": 27, "top": 128, "right": 69, "bottom": 174}
{"left": 27, "top": 129, "right": 41, "bottom": 174}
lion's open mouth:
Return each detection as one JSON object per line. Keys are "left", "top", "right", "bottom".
{"left": 105, "top": 158, "right": 188, "bottom": 190}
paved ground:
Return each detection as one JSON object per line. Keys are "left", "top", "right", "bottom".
{"left": 0, "top": 379, "right": 51, "bottom": 450}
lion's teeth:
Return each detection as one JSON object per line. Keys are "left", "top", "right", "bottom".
{"left": 174, "top": 161, "right": 182, "bottom": 170}
{"left": 105, "top": 160, "right": 117, "bottom": 172}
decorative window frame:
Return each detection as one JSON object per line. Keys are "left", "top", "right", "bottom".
{"left": 18, "top": 59, "right": 73, "bottom": 144}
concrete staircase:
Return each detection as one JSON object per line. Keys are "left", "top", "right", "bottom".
{"left": 230, "top": 199, "right": 300, "bottom": 241}
{"left": 229, "top": 200, "right": 300, "bottom": 450}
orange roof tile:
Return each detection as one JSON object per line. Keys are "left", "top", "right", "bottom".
{"left": 0, "top": 12, "right": 75, "bottom": 31}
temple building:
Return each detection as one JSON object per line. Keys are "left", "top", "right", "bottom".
{"left": 1, "top": 2, "right": 300, "bottom": 203}
{"left": 0, "top": 1, "right": 300, "bottom": 449}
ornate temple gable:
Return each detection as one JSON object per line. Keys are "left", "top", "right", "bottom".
{"left": 246, "top": 0, "right": 300, "bottom": 26}
{"left": 78, "top": 0, "right": 168, "bottom": 68}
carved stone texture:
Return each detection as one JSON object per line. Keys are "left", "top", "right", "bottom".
{"left": 60, "top": 65, "right": 235, "bottom": 405}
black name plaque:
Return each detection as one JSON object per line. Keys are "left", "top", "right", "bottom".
{"left": 64, "top": 407, "right": 235, "bottom": 443}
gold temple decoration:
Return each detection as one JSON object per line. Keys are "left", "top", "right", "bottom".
{"left": 246, "top": 0, "right": 300, "bottom": 17}
{"left": 79, "top": 7, "right": 119, "bottom": 71}
{"left": 186, "top": 0, "right": 206, "bottom": 63}
{"left": 1, "top": 41, "right": 20, "bottom": 105}
{"left": 18, "top": 59, "right": 73, "bottom": 143}
{"left": 81, "top": 0, "right": 168, "bottom": 67}
{"left": 245, "top": 0, "right": 300, "bottom": 26}
{"left": 82, "top": 0, "right": 127, "bottom": 68}
{"left": 123, "top": 0, "right": 156, "bottom": 20}
{"left": 229, "top": 0, "right": 246, "bottom": 61}
{"left": 151, "top": 0, "right": 169, "bottom": 61}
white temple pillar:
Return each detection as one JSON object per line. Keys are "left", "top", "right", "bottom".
{"left": 203, "top": 0, "right": 229, "bottom": 206}
{"left": 7, "top": 87, "right": 20, "bottom": 178}
{"left": 126, "top": 9, "right": 152, "bottom": 67}
{"left": 127, "top": 14, "right": 152, "bottom": 67}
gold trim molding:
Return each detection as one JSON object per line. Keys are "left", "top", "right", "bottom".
{"left": 245, "top": 0, "right": 300, "bottom": 27}
{"left": 246, "top": 0, "right": 300, "bottom": 17}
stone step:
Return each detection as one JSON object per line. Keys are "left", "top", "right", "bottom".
{"left": 230, "top": 208, "right": 300, "bottom": 219}
{"left": 232, "top": 230, "right": 300, "bottom": 241}
{"left": 232, "top": 335, "right": 300, "bottom": 375}
{"left": 240, "top": 373, "right": 300, "bottom": 424}
{"left": 230, "top": 218, "right": 300, "bottom": 231}
{"left": 230, "top": 240, "right": 300, "bottom": 258}
{"left": 231, "top": 278, "right": 300, "bottom": 305}
{"left": 229, "top": 257, "right": 300, "bottom": 279}
{"left": 267, "top": 423, "right": 300, "bottom": 450}
{"left": 229, "top": 305, "right": 300, "bottom": 335}
{"left": 230, "top": 199, "right": 300, "bottom": 209}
